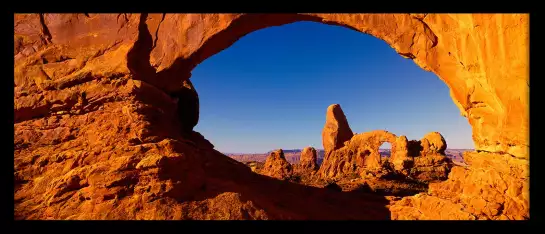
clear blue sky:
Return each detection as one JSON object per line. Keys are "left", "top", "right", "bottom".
{"left": 191, "top": 21, "right": 474, "bottom": 153}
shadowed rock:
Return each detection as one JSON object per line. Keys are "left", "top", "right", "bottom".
{"left": 172, "top": 79, "right": 199, "bottom": 133}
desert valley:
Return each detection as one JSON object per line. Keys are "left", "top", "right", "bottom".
{"left": 227, "top": 148, "right": 469, "bottom": 166}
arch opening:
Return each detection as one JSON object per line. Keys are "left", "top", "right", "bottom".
{"left": 185, "top": 21, "right": 474, "bottom": 166}
{"left": 149, "top": 14, "right": 527, "bottom": 160}
{"left": 379, "top": 142, "right": 392, "bottom": 161}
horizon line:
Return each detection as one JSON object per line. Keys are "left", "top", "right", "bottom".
{"left": 224, "top": 148, "right": 475, "bottom": 155}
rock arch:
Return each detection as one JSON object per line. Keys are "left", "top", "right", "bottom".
{"left": 14, "top": 13, "right": 529, "bottom": 220}
{"left": 318, "top": 130, "right": 399, "bottom": 178}
{"left": 15, "top": 14, "right": 529, "bottom": 158}
{"left": 355, "top": 130, "right": 398, "bottom": 170}
{"left": 147, "top": 14, "right": 526, "bottom": 159}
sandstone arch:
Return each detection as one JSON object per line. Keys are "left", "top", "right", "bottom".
{"left": 14, "top": 13, "right": 529, "bottom": 220}
{"left": 354, "top": 130, "right": 398, "bottom": 170}
{"left": 318, "top": 130, "right": 399, "bottom": 178}
{"left": 15, "top": 13, "right": 529, "bottom": 158}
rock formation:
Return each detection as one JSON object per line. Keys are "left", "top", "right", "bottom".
{"left": 390, "top": 135, "right": 410, "bottom": 172}
{"left": 319, "top": 109, "right": 454, "bottom": 183}
{"left": 390, "top": 151, "right": 529, "bottom": 220}
{"left": 322, "top": 104, "right": 353, "bottom": 153}
{"left": 421, "top": 132, "right": 447, "bottom": 155}
{"left": 14, "top": 13, "right": 529, "bottom": 220}
{"left": 261, "top": 149, "right": 293, "bottom": 180}
{"left": 319, "top": 130, "right": 398, "bottom": 179}
{"left": 402, "top": 132, "right": 453, "bottom": 182}
{"left": 298, "top": 147, "right": 318, "bottom": 171}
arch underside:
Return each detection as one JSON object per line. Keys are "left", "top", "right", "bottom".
{"left": 137, "top": 13, "right": 528, "bottom": 159}
{"left": 14, "top": 13, "right": 529, "bottom": 158}
{"left": 13, "top": 13, "right": 529, "bottom": 220}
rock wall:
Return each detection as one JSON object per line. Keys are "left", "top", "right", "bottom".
{"left": 14, "top": 13, "right": 529, "bottom": 220}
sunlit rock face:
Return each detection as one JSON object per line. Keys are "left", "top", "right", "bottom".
{"left": 262, "top": 149, "right": 293, "bottom": 180}
{"left": 298, "top": 147, "right": 319, "bottom": 172}
{"left": 321, "top": 104, "right": 354, "bottom": 154}
{"left": 14, "top": 13, "right": 528, "bottom": 220}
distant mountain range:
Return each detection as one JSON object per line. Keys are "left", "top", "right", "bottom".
{"left": 225, "top": 148, "right": 471, "bottom": 165}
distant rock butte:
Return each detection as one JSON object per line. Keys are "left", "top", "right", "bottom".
{"left": 14, "top": 13, "right": 528, "bottom": 220}
{"left": 262, "top": 149, "right": 293, "bottom": 180}
{"left": 298, "top": 147, "right": 318, "bottom": 171}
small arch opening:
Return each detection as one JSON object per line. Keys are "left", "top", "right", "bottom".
{"left": 379, "top": 142, "right": 392, "bottom": 160}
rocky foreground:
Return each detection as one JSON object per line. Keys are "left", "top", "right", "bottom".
{"left": 14, "top": 13, "right": 528, "bottom": 220}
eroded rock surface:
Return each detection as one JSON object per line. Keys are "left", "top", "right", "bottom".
{"left": 405, "top": 132, "right": 453, "bottom": 182}
{"left": 297, "top": 147, "right": 318, "bottom": 171}
{"left": 261, "top": 149, "right": 293, "bottom": 180}
{"left": 319, "top": 130, "right": 398, "bottom": 179}
{"left": 322, "top": 104, "right": 353, "bottom": 154}
{"left": 14, "top": 13, "right": 529, "bottom": 220}
{"left": 421, "top": 132, "right": 447, "bottom": 155}
{"left": 390, "top": 151, "right": 529, "bottom": 220}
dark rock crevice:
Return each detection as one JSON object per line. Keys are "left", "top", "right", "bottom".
{"left": 38, "top": 14, "right": 53, "bottom": 45}
{"left": 126, "top": 13, "right": 157, "bottom": 84}
{"left": 413, "top": 15, "right": 438, "bottom": 49}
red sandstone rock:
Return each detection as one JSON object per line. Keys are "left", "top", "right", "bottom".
{"left": 407, "top": 132, "right": 453, "bottom": 182}
{"left": 319, "top": 130, "right": 398, "bottom": 179}
{"left": 390, "top": 135, "right": 414, "bottom": 175}
{"left": 261, "top": 149, "right": 293, "bottom": 180}
{"left": 298, "top": 147, "right": 318, "bottom": 171}
{"left": 421, "top": 132, "right": 447, "bottom": 155}
{"left": 322, "top": 104, "right": 353, "bottom": 154}
{"left": 14, "top": 13, "right": 529, "bottom": 158}
{"left": 13, "top": 13, "right": 529, "bottom": 220}
{"left": 390, "top": 151, "right": 528, "bottom": 220}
